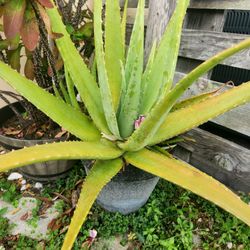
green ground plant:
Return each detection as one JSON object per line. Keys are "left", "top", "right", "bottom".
{"left": 0, "top": 166, "right": 249, "bottom": 249}
{"left": 0, "top": 0, "right": 250, "bottom": 249}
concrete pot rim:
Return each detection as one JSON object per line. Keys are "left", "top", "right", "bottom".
{"left": 0, "top": 103, "right": 74, "bottom": 181}
{"left": 0, "top": 103, "right": 67, "bottom": 148}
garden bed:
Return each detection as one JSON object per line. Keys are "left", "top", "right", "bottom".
{"left": 0, "top": 162, "right": 249, "bottom": 250}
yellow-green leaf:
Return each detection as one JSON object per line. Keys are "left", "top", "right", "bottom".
{"left": 94, "top": 0, "right": 121, "bottom": 138}
{"left": 150, "top": 82, "right": 250, "bottom": 145}
{"left": 121, "top": 0, "right": 129, "bottom": 58}
{"left": 0, "top": 61, "right": 100, "bottom": 141}
{"left": 140, "top": 0, "right": 189, "bottom": 114}
{"left": 118, "top": 0, "right": 144, "bottom": 138}
{"left": 0, "top": 141, "right": 123, "bottom": 172}
{"left": 47, "top": 7, "right": 110, "bottom": 135}
{"left": 105, "top": 0, "right": 123, "bottom": 110}
{"left": 125, "top": 149, "right": 250, "bottom": 226}
{"left": 120, "top": 38, "right": 250, "bottom": 152}
{"left": 62, "top": 158, "right": 123, "bottom": 250}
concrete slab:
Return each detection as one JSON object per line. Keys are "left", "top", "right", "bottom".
{"left": 0, "top": 197, "right": 59, "bottom": 240}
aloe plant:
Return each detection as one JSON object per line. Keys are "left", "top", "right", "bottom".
{"left": 0, "top": 0, "right": 250, "bottom": 249}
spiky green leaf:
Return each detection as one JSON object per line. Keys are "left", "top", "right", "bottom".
{"left": 105, "top": 0, "right": 123, "bottom": 110}
{"left": 121, "top": 0, "right": 129, "bottom": 57}
{"left": 125, "top": 149, "right": 250, "bottom": 226}
{"left": 62, "top": 159, "right": 123, "bottom": 250}
{"left": 94, "top": 0, "right": 121, "bottom": 138}
{"left": 118, "top": 0, "right": 144, "bottom": 138}
{"left": 140, "top": 0, "right": 189, "bottom": 114}
{"left": 150, "top": 82, "right": 250, "bottom": 145}
{"left": 47, "top": 7, "right": 110, "bottom": 135}
{"left": 140, "top": 40, "right": 157, "bottom": 93}
{"left": 65, "top": 65, "right": 81, "bottom": 111}
{"left": 170, "top": 87, "right": 221, "bottom": 112}
{"left": 0, "top": 61, "right": 100, "bottom": 141}
{"left": 0, "top": 141, "right": 123, "bottom": 172}
{"left": 120, "top": 38, "right": 250, "bottom": 151}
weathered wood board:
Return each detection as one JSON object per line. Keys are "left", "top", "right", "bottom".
{"left": 189, "top": 0, "right": 250, "bottom": 10}
{"left": 173, "top": 128, "right": 250, "bottom": 192}
{"left": 125, "top": 0, "right": 250, "bottom": 10}
{"left": 179, "top": 30, "right": 250, "bottom": 70}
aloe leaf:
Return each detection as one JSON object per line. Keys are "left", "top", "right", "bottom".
{"left": 105, "top": 0, "right": 123, "bottom": 110}
{"left": 140, "top": 40, "right": 156, "bottom": 97}
{"left": 120, "top": 38, "right": 250, "bottom": 152}
{"left": 118, "top": 61, "right": 143, "bottom": 138}
{"left": 0, "top": 141, "right": 123, "bottom": 172}
{"left": 62, "top": 159, "right": 123, "bottom": 250}
{"left": 52, "top": 84, "right": 62, "bottom": 100}
{"left": 170, "top": 88, "right": 220, "bottom": 112}
{"left": 0, "top": 61, "right": 100, "bottom": 141}
{"left": 94, "top": 0, "right": 121, "bottom": 139}
{"left": 124, "top": 0, "right": 144, "bottom": 88}
{"left": 121, "top": 0, "right": 129, "bottom": 57}
{"left": 118, "top": 0, "right": 144, "bottom": 138}
{"left": 65, "top": 65, "right": 81, "bottom": 111}
{"left": 150, "top": 82, "right": 250, "bottom": 145}
{"left": 47, "top": 7, "right": 110, "bottom": 135}
{"left": 140, "top": 0, "right": 189, "bottom": 114}
{"left": 59, "top": 80, "right": 71, "bottom": 104}
{"left": 125, "top": 149, "right": 250, "bottom": 226}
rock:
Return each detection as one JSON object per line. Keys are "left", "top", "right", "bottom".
{"left": 7, "top": 172, "right": 23, "bottom": 181}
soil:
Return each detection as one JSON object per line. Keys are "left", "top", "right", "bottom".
{"left": 0, "top": 115, "right": 67, "bottom": 140}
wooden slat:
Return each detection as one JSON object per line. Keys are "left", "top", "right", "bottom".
{"left": 184, "top": 9, "right": 226, "bottom": 32}
{"left": 173, "top": 128, "right": 250, "bottom": 192}
{"left": 174, "top": 72, "right": 250, "bottom": 137}
{"left": 182, "top": 9, "right": 226, "bottom": 79}
{"left": 124, "top": 0, "right": 250, "bottom": 10}
{"left": 127, "top": 24, "right": 250, "bottom": 70}
{"left": 189, "top": 0, "right": 250, "bottom": 10}
{"left": 179, "top": 29, "right": 250, "bottom": 70}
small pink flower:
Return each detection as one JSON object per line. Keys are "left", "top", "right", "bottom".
{"left": 89, "top": 229, "right": 97, "bottom": 239}
{"left": 134, "top": 115, "right": 146, "bottom": 129}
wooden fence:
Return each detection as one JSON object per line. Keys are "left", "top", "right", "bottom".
{"left": 126, "top": 0, "right": 250, "bottom": 192}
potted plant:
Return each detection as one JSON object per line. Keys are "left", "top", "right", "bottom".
{"left": 0, "top": 0, "right": 94, "bottom": 181}
{"left": 0, "top": 0, "right": 250, "bottom": 248}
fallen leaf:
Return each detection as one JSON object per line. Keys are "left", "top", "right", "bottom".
{"left": 9, "top": 207, "right": 21, "bottom": 215}
{"left": 71, "top": 190, "right": 79, "bottom": 208}
{"left": 3, "top": 127, "right": 22, "bottom": 136}
{"left": 47, "top": 218, "right": 62, "bottom": 231}
{"left": 55, "top": 129, "right": 67, "bottom": 139}
{"left": 20, "top": 211, "right": 31, "bottom": 221}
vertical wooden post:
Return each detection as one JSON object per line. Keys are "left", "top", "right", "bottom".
{"left": 145, "top": 0, "right": 176, "bottom": 59}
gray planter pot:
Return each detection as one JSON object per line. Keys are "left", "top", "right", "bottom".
{"left": 84, "top": 161, "right": 159, "bottom": 214}
{"left": 0, "top": 104, "right": 74, "bottom": 182}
